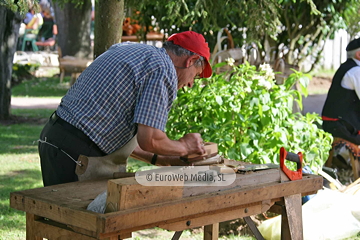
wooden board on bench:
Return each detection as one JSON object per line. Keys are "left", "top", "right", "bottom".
{"left": 106, "top": 167, "right": 282, "bottom": 212}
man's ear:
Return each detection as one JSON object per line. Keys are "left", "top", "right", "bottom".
{"left": 186, "top": 55, "right": 200, "bottom": 67}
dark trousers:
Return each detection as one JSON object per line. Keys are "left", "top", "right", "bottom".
{"left": 323, "top": 120, "right": 360, "bottom": 145}
{"left": 38, "top": 112, "right": 105, "bottom": 186}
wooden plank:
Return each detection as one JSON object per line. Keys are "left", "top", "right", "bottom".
{"left": 204, "top": 223, "right": 219, "bottom": 240}
{"left": 30, "top": 216, "right": 97, "bottom": 240}
{"left": 269, "top": 188, "right": 318, "bottom": 215}
{"left": 106, "top": 177, "right": 184, "bottom": 211}
{"left": 281, "top": 194, "right": 303, "bottom": 240}
{"left": 16, "top": 195, "right": 101, "bottom": 234}
{"left": 183, "top": 169, "right": 281, "bottom": 197}
{"left": 102, "top": 175, "right": 322, "bottom": 234}
{"left": 10, "top": 179, "right": 108, "bottom": 233}
{"left": 10, "top": 179, "right": 108, "bottom": 210}
{"left": 106, "top": 169, "right": 281, "bottom": 212}
{"left": 26, "top": 213, "right": 42, "bottom": 240}
{"left": 185, "top": 142, "right": 218, "bottom": 160}
{"left": 159, "top": 200, "right": 275, "bottom": 231}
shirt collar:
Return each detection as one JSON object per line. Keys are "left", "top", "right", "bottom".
{"left": 352, "top": 58, "right": 360, "bottom": 66}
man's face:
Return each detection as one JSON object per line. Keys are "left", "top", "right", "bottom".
{"left": 355, "top": 50, "right": 360, "bottom": 61}
{"left": 176, "top": 56, "right": 204, "bottom": 90}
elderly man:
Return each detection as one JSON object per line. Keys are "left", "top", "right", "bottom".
{"left": 38, "top": 31, "right": 212, "bottom": 186}
{"left": 322, "top": 38, "right": 360, "bottom": 145}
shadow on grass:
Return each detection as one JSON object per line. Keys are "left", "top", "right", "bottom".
{"left": 0, "top": 124, "right": 43, "bottom": 154}
{"left": 0, "top": 169, "right": 43, "bottom": 232}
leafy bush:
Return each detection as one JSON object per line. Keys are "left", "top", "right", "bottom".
{"left": 166, "top": 61, "right": 333, "bottom": 172}
{"left": 11, "top": 63, "right": 40, "bottom": 87}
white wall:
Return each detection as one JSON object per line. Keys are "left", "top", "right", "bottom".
{"left": 320, "top": 29, "right": 349, "bottom": 70}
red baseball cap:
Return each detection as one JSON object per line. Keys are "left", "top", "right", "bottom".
{"left": 167, "top": 31, "right": 212, "bottom": 78}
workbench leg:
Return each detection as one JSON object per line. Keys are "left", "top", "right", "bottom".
{"left": 243, "top": 216, "right": 265, "bottom": 240}
{"left": 204, "top": 223, "right": 219, "bottom": 240}
{"left": 26, "top": 213, "right": 42, "bottom": 240}
{"left": 171, "top": 231, "right": 183, "bottom": 240}
{"left": 281, "top": 193, "right": 303, "bottom": 240}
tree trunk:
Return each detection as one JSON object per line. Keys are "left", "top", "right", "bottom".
{"left": 53, "top": 0, "right": 92, "bottom": 59}
{"left": 94, "top": 0, "right": 124, "bottom": 59}
{"left": 0, "top": 6, "right": 21, "bottom": 120}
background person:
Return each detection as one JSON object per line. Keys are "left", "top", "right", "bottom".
{"left": 23, "top": 8, "right": 35, "bottom": 25}
{"left": 37, "top": 8, "right": 56, "bottom": 42}
{"left": 322, "top": 38, "right": 360, "bottom": 145}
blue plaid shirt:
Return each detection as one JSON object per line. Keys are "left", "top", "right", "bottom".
{"left": 57, "top": 43, "right": 178, "bottom": 154}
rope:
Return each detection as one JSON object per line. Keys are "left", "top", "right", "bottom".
{"left": 37, "top": 137, "right": 82, "bottom": 166}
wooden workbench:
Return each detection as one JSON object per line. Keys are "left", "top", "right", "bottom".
{"left": 10, "top": 169, "right": 322, "bottom": 240}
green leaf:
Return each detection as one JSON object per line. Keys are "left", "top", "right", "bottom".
{"left": 215, "top": 96, "right": 223, "bottom": 105}
{"left": 240, "top": 143, "right": 253, "bottom": 157}
{"left": 262, "top": 105, "right": 270, "bottom": 112}
{"left": 299, "top": 76, "right": 310, "bottom": 88}
{"left": 250, "top": 97, "right": 259, "bottom": 107}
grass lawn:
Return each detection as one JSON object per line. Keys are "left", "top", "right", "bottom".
{"left": 0, "top": 109, "right": 51, "bottom": 239}
{"left": 12, "top": 76, "right": 70, "bottom": 98}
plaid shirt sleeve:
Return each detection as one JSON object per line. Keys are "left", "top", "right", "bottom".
{"left": 134, "top": 67, "right": 175, "bottom": 131}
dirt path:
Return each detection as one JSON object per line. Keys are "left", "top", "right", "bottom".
{"left": 11, "top": 97, "right": 61, "bottom": 109}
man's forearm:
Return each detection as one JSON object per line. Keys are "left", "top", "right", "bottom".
{"left": 136, "top": 124, "right": 205, "bottom": 156}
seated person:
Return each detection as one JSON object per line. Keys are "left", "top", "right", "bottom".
{"left": 322, "top": 38, "right": 360, "bottom": 145}
{"left": 18, "top": 11, "right": 43, "bottom": 50}
{"left": 23, "top": 8, "right": 35, "bottom": 25}
{"left": 25, "top": 12, "right": 43, "bottom": 31}
{"left": 37, "top": 8, "right": 56, "bottom": 42}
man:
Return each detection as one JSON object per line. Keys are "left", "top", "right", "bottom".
{"left": 38, "top": 31, "right": 212, "bottom": 186}
{"left": 322, "top": 38, "right": 360, "bottom": 145}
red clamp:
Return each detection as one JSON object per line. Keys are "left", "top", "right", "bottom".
{"left": 280, "top": 147, "right": 303, "bottom": 180}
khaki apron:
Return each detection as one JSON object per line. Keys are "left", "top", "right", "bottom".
{"left": 75, "top": 135, "right": 138, "bottom": 181}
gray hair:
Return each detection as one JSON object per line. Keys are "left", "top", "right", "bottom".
{"left": 163, "top": 41, "right": 204, "bottom": 68}
{"left": 347, "top": 47, "right": 360, "bottom": 59}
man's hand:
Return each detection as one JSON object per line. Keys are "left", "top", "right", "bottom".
{"left": 179, "top": 133, "right": 205, "bottom": 156}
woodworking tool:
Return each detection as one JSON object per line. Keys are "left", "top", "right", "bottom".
{"left": 280, "top": 147, "right": 303, "bottom": 180}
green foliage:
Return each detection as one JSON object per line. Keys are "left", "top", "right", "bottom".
{"left": 51, "top": 0, "right": 87, "bottom": 8}
{"left": 0, "top": 0, "right": 39, "bottom": 15}
{"left": 342, "top": 2, "right": 360, "bottom": 39}
{"left": 166, "top": 62, "right": 332, "bottom": 172}
{"left": 273, "top": 0, "right": 357, "bottom": 70}
{"left": 11, "top": 63, "right": 40, "bottom": 87}
{"left": 126, "top": 0, "right": 360, "bottom": 71}
{"left": 126, "top": 0, "right": 282, "bottom": 48}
